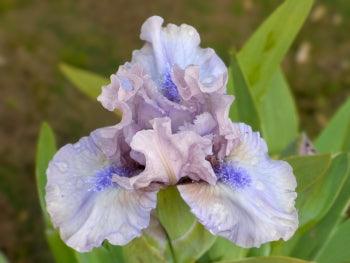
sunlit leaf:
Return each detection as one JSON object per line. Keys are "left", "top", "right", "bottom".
{"left": 121, "top": 214, "right": 173, "bottom": 263}
{"left": 36, "top": 123, "right": 77, "bottom": 262}
{"left": 237, "top": 0, "right": 314, "bottom": 100}
{"left": 45, "top": 229, "right": 78, "bottom": 263}
{"left": 75, "top": 246, "right": 119, "bottom": 263}
{"left": 315, "top": 97, "right": 350, "bottom": 153}
{"left": 297, "top": 153, "right": 349, "bottom": 227}
{"left": 228, "top": 53, "right": 261, "bottom": 131}
{"left": 157, "top": 187, "right": 216, "bottom": 263}
{"left": 215, "top": 255, "right": 311, "bottom": 263}
{"left": 258, "top": 70, "right": 299, "bottom": 154}
{"left": 287, "top": 154, "right": 350, "bottom": 260}
{"left": 290, "top": 153, "right": 348, "bottom": 228}
{"left": 248, "top": 244, "right": 271, "bottom": 258}
{"left": 59, "top": 63, "right": 108, "bottom": 100}
{"left": 233, "top": 0, "right": 312, "bottom": 153}
{"left": 199, "top": 237, "right": 248, "bottom": 262}
{"left": 122, "top": 235, "right": 168, "bottom": 263}
{"left": 0, "top": 251, "right": 8, "bottom": 263}
{"left": 36, "top": 122, "right": 57, "bottom": 225}
{"left": 314, "top": 220, "right": 350, "bottom": 263}
{"left": 285, "top": 154, "right": 331, "bottom": 193}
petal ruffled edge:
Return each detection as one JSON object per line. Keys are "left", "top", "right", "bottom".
{"left": 46, "top": 133, "right": 158, "bottom": 252}
{"left": 113, "top": 117, "right": 216, "bottom": 189}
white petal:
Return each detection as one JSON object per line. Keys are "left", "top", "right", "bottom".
{"left": 178, "top": 178, "right": 297, "bottom": 248}
{"left": 178, "top": 123, "right": 298, "bottom": 248}
{"left": 46, "top": 134, "right": 157, "bottom": 252}
{"left": 133, "top": 16, "right": 227, "bottom": 84}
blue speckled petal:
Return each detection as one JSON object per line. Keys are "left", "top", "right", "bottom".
{"left": 45, "top": 132, "right": 157, "bottom": 252}
{"left": 178, "top": 123, "right": 298, "bottom": 248}
{"left": 132, "top": 16, "right": 227, "bottom": 102}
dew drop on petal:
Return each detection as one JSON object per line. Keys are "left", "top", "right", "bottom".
{"left": 55, "top": 162, "right": 68, "bottom": 173}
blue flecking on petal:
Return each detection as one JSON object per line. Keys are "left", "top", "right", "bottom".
{"left": 160, "top": 70, "right": 180, "bottom": 102}
{"left": 178, "top": 122, "right": 298, "bottom": 248}
{"left": 214, "top": 162, "right": 251, "bottom": 189}
{"left": 132, "top": 16, "right": 227, "bottom": 97}
{"left": 45, "top": 131, "right": 157, "bottom": 252}
{"left": 92, "top": 165, "right": 138, "bottom": 192}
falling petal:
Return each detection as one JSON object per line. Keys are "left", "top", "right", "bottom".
{"left": 178, "top": 123, "right": 298, "bottom": 248}
{"left": 46, "top": 131, "right": 157, "bottom": 252}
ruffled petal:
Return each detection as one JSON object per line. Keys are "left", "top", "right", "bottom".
{"left": 179, "top": 112, "right": 217, "bottom": 136}
{"left": 98, "top": 63, "right": 146, "bottom": 111}
{"left": 132, "top": 16, "right": 227, "bottom": 94}
{"left": 178, "top": 123, "right": 298, "bottom": 248}
{"left": 90, "top": 101, "right": 133, "bottom": 158}
{"left": 46, "top": 133, "right": 157, "bottom": 252}
{"left": 114, "top": 117, "right": 215, "bottom": 188}
{"left": 173, "top": 65, "right": 227, "bottom": 100}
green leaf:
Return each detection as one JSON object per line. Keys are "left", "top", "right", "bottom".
{"left": 315, "top": 98, "right": 350, "bottom": 153}
{"left": 285, "top": 154, "right": 331, "bottom": 194}
{"left": 36, "top": 122, "right": 57, "bottom": 225}
{"left": 248, "top": 244, "right": 271, "bottom": 258}
{"left": 36, "top": 123, "right": 77, "bottom": 263}
{"left": 214, "top": 256, "right": 311, "bottom": 263}
{"left": 237, "top": 0, "right": 314, "bottom": 100}
{"left": 75, "top": 246, "right": 120, "bottom": 263}
{"left": 121, "top": 215, "right": 173, "bottom": 263}
{"left": 172, "top": 222, "right": 216, "bottom": 263}
{"left": 157, "top": 187, "right": 216, "bottom": 263}
{"left": 287, "top": 154, "right": 350, "bottom": 260}
{"left": 233, "top": 0, "right": 311, "bottom": 153}
{"left": 122, "top": 235, "right": 168, "bottom": 263}
{"left": 0, "top": 251, "right": 8, "bottom": 263}
{"left": 59, "top": 63, "right": 109, "bottom": 100}
{"left": 200, "top": 237, "right": 248, "bottom": 262}
{"left": 314, "top": 220, "right": 350, "bottom": 263}
{"left": 228, "top": 53, "right": 261, "bottom": 131}
{"left": 258, "top": 70, "right": 299, "bottom": 154}
{"left": 297, "top": 153, "right": 349, "bottom": 228}
{"left": 46, "top": 229, "right": 78, "bottom": 263}
{"left": 157, "top": 187, "right": 195, "bottom": 240}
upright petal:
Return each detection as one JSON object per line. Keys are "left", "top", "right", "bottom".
{"left": 114, "top": 117, "right": 215, "bottom": 189}
{"left": 178, "top": 123, "right": 298, "bottom": 248}
{"left": 90, "top": 101, "right": 133, "bottom": 158}
{"left": 132, "top": 16, "right": 227, "bottom": 100}
{"left": 46, "top": 131, "right": 157, "bottom": 252}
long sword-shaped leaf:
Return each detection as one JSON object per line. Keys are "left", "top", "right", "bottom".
{"left": 315, "top": 98, "right": 350, "bottom": 153}
{"left": 157, "top": 187, "right": 216, "bottom": 263}
{"left": 36, "top": 123, "right": 77, "bottom": 262}
{"left": 237, "top": 0, "right": 314, "bottom": 100}
{"left": 59, "top": 63, "right": 109, "bottom": 100}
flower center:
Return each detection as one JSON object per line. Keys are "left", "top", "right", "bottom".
{"left": 93, "top": 165, "right": 135, "bottom": 192}
{"left": 214, "top": 162, "right": 251, "bottom": 189}
{"left": 160, "top": 71, "right": 180, "bottom": 102}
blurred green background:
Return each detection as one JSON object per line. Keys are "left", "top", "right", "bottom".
{"left": 0, "top": 0, "right": 349, "bottom": 262}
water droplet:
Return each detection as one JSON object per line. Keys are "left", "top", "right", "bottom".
{"left": 202, "top": 76, "right": 214, "bottom": 85}
{"left": 55, "top": 162, "right": 68, "bottom": 173}
{"left": 255, "top": 181, "right": 264, "bottom": 190}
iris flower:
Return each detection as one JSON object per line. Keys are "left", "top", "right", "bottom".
{"left": 46, "top": 16, "right": 298, "bottom": 252}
